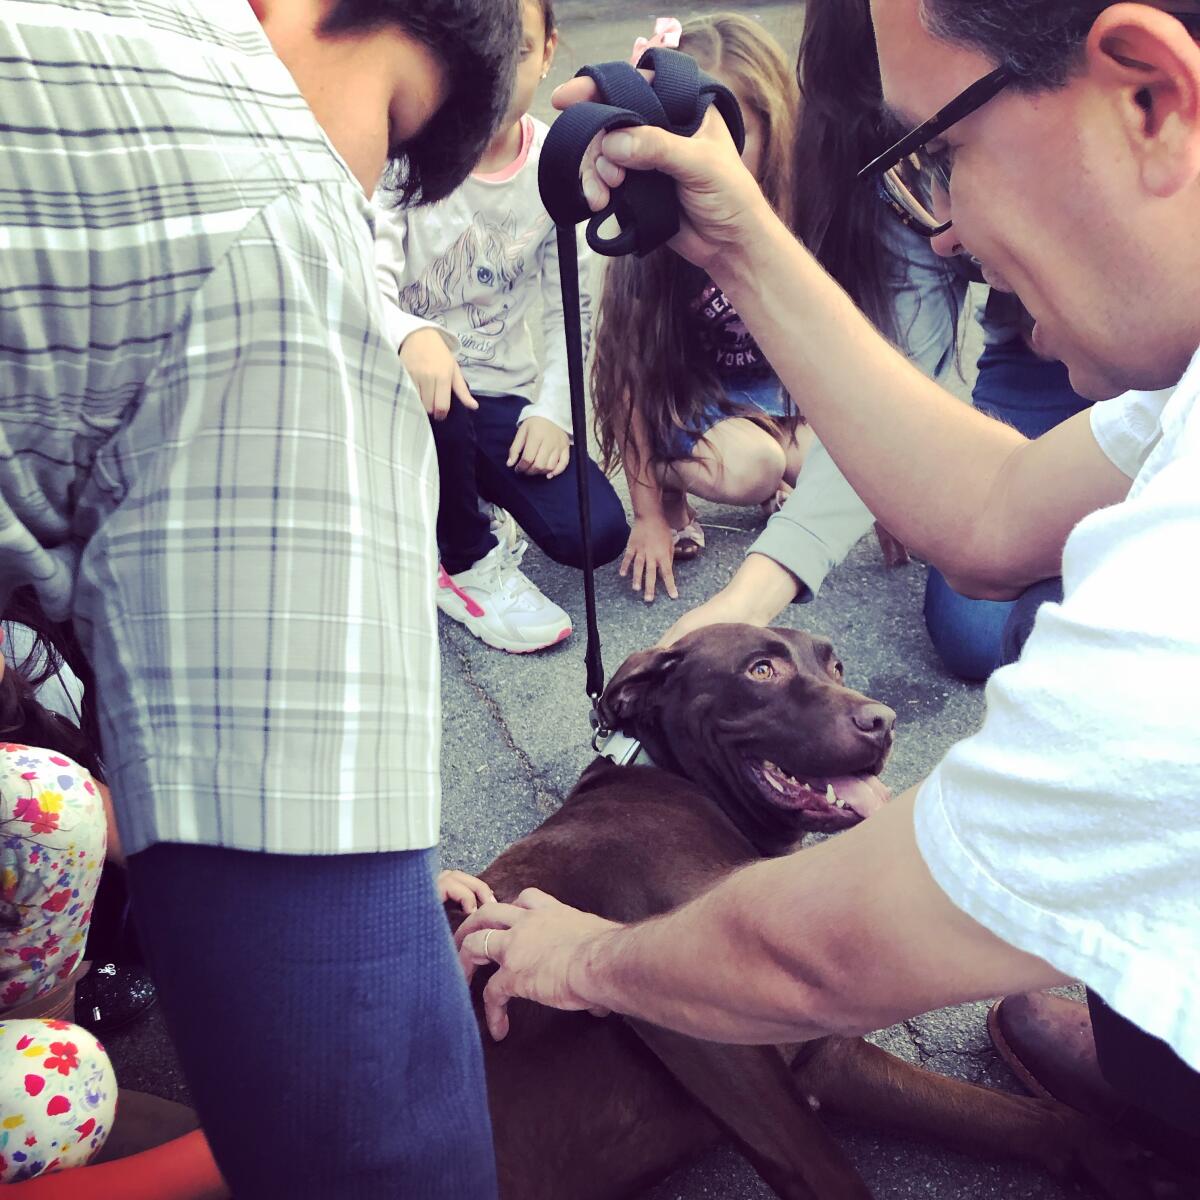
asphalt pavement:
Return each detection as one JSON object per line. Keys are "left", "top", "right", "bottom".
{"left": 103, "top": 5, "right": 1089, "bottom": 1198}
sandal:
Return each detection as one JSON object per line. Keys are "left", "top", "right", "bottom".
{"left": 671, "top": 518, "right": 705, "bottom": 561}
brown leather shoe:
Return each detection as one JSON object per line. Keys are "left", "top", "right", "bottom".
{"left": 988, "top": 992, "right": 1126, "bottom": 1120}
{"left": 990, "top": 991, "right": 1200, "bottom": 1180}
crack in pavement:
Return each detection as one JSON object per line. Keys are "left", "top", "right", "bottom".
{"left": 446, "top": 638, "right": 566, "bottom": 817}
{"left": 901, "top": 1017, "right": 999, "bottom": 1081}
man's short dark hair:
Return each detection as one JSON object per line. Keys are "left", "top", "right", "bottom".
{"left": 922, "top": 0, "right": 1114, "bottom": 90}
{"left": 322, "top": 0, "right": 521, "bottom": 205}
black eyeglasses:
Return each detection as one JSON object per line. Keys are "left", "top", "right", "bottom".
{"left": 858, "top": 10, "right": 1200, "bottom": 238}
{"left": 857, "top": 66, "right": 1012, "bottom": 238}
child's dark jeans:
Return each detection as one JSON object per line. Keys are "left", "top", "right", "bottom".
{"left": 431, "top": 393, "right": 628, "bottom": 576}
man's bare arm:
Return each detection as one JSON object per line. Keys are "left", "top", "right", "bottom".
{"left": 716, "top": 217, "right": 1132, "bottom": 598}
{"left": 460, "top": 791, "right": 1067, "bottom": 1044}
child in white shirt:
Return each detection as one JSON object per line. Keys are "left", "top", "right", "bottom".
{"left": 375, "top": 0, "right": 627, "bottom": 654}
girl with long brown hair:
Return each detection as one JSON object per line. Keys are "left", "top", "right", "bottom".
{"left": 591, "top": 13, "right": 804, "bottom": 602}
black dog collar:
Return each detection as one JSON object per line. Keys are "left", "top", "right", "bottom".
{"left": 538, "top": 48, "right": 746, "bottom": 258}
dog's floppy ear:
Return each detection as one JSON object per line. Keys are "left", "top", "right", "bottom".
{"left": 596, "top": 646, "right": 680, "bottom": 732}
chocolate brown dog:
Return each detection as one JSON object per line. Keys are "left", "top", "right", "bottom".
{"left": 451, "top": 624, "right": 1155, "bottom": 1200}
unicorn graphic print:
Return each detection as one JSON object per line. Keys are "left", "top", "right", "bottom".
{"left": 398, "top": 213, "right": 529, "bottom": 367}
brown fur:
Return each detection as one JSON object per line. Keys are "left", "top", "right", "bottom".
{"left": 453, "top": 625, "right": 1160, "bottom": 1200}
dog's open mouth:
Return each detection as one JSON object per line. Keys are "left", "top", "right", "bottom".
{"left": 749, "top": 759, "right": 891, "bottom": 827}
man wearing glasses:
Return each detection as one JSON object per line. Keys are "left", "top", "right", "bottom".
{"left": 457, "top": 0, "right": 1200, "bottom": 1152}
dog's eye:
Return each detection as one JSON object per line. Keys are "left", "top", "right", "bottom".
{"left": 747, "top": 660, "right": 775, "bottom": 681}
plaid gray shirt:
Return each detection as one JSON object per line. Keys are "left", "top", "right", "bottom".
{"left": 0, "top": 0, "right": 441, "bottom": 854}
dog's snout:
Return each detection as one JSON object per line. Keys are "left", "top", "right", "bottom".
{"left": 852, "top": 702, "right": 896, "bottom": 738}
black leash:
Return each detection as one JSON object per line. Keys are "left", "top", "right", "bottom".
{"left": 537, "top": 49, "right": 745, "bottom": 741}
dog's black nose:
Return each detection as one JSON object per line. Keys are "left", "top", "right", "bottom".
{"left": 852, "top": 702, "right": 896, "bottom": 738}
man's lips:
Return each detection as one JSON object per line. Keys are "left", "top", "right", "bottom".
{"left": 751, "top": 759, "right": 892, "bottom": 822}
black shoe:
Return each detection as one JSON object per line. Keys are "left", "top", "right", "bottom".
{"left": 75, "top": 962, "right": 157, "bottom": 1034}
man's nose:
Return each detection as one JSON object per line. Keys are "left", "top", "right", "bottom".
{"left": 930, "top": 224, "right": 964, "bottom": 259}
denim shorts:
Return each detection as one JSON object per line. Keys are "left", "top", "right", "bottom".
{"left": 663, "top": 377, "right": 793, "bottom": 460}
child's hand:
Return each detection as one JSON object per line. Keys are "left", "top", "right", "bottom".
{"left": 508, "top": 417, "right": 571, "bottom": 478}
{"left": 620, "top": 516, "right": 679, "bottom": 603}
{"left": 438, "top": 869, "right": 496, "bottom": 913}
{"left": 400, "top": 328, "right": 477, "bottom": 420}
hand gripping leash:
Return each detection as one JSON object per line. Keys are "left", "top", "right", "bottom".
{"left": 536, "top": 49, "right": 745, "bottom": 743}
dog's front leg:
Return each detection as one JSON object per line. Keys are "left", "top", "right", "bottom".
{"left": 627, "top": 1019, "right": 872, "bottom": 1200}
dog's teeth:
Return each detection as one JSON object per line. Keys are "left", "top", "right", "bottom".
{"left": 766, "top": 774, "right": 786, "bottom": 794}
{"left": 826, "top": 783, "right": 842, "bottom": 808}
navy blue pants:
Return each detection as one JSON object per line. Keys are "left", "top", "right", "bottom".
{"left": 923, "top": 339, "right": 1091, "bottom": 680}
{"left": 126, "top": 844, "right": 498, "bottom": 1198}
{"left": 1002, "top": 583, "right": 1200, "bottom": 1134}
{"left": 432, "top": 394, "right": 628, "bottom": 576}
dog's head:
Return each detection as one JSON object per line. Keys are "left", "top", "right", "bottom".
{"left": 596, "top": 624, "right": 895, "bottom": 854}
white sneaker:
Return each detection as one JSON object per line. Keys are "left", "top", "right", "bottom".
{"left": 437, "top": 541, "right": 572, "bottom": 653}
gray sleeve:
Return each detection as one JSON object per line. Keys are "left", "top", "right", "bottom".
{"left": 747, "top": 231, "right": 965, "bottom": 600}
{"left": 887, "top": 233, "right": 963, "bottom": 383}
{"left": 748, "top": 438, "right": 874, "bottom": 602}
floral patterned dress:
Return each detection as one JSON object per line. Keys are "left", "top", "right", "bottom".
{"left": 0, "top": 1017, "right": 115, "bottom": 1181}
{"left": 0, "top": 745, "right": 115, "bottom": 1181}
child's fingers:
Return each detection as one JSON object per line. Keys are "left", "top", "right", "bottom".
{"left": 507, "top": 424, "right": 528, "bottom": 468}
{"left": 619, "top": 544, "right": 634, "bottom": 578}
{"left": 445, "top": 879, "right": 476, "bottom": 911}
{"left": 630, "top": 550, "right": 645, "bottom": 593}
{"left": 451, "top": 365, "right": 478, "bottom": 411}
{"left": 431, "top": 374, "right": 452, "bottom": 421}
{"left": 413, "top": 375, "right": 437, "bottom": 417}
{"left": 547, "top": 445, "right": 571, "bottom": 479}
{"left": 438, "top": 869, "right": 496, "bottom": 912}
{"left": 513, "top": 426, "right": 540, "bottom": 473}
{"left": 662, "top": 558, "right": 679, "bottom": 600}
{"left": 643, "top": 558, "right": 658, "bottom": 603}
{"left": 519, "top": 435, "right": 544, "bottom": 474}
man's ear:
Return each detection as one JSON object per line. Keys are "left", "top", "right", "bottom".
{"left": 1088, "top": 4, "right": 1200, "bottom": 196}
{"left": 596, "top": 646, "right": 680, "bottom": 733}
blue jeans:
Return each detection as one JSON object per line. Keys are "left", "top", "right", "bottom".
{"left": 432, "top": 393, "right": 627, "bottom": 576}
{"left": 924, "top": 339, "right": 1091, "bottom": 680}
{"left": 126, "top": 844, "right": 498, "bottom": 1199}
{"left": 662, "top": 377, "right": 794, "bottom": 460}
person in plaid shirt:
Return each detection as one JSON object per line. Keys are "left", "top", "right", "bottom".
{"left": 0, "top": 1, "right": 518, "bottom": 1194}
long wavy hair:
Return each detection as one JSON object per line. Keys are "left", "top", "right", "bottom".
{"left": 590, "top": 13, "right": 799, "bottom": 476}
{"left": 0, "top": 588, "right": 103, "bottom": 783}
{"left": 794, "top": 0, "right": 959, "bottom": 345}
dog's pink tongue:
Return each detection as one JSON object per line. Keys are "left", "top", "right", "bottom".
{"left": 828, "top": 775, "right": 891, "bottom": 819}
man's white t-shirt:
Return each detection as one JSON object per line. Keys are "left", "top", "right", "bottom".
{"left": 914, "top": 348, "right": 1200, "bottom": 1071}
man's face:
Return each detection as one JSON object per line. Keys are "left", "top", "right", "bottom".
{"left": 870, "top": 0, "right": 1200, "bottom": 398}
